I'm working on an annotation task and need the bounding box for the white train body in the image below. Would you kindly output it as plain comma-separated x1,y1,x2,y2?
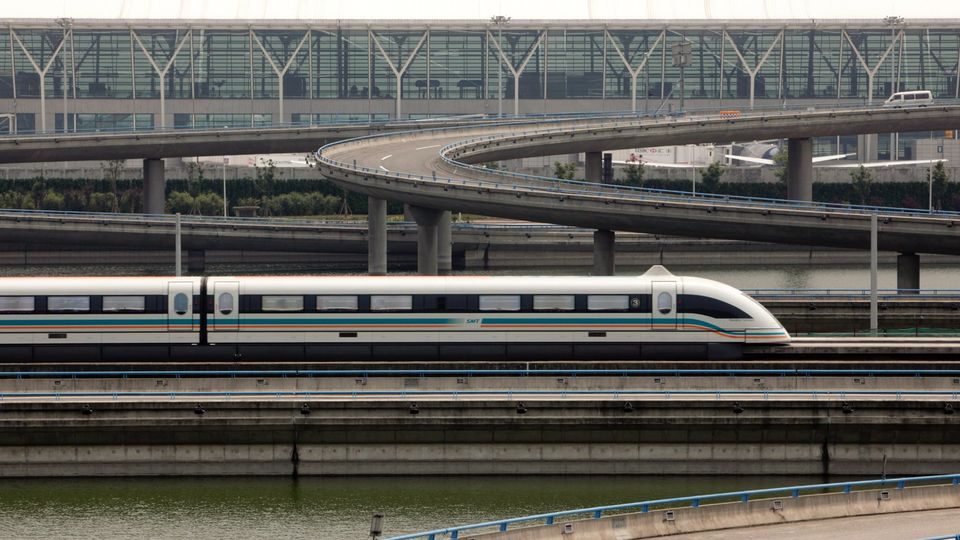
0,267,788,361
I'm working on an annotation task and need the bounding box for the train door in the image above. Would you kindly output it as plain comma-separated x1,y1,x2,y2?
651,281,677,330
167,281,195,331
211,281,240,331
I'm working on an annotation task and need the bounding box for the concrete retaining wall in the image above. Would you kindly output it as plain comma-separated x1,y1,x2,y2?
0,442,956,477
0,400,958,477
473,484,960,540
5,374,960,393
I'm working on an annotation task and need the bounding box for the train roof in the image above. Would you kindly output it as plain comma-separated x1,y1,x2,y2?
0,276,201,295
0,267,750,297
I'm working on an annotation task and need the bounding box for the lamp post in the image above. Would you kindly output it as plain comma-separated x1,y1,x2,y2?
222,156,228,217
883,16,904,160
671,40,692,113
490,15,510,117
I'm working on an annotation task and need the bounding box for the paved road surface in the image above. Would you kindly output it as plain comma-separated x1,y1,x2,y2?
665,508,960,539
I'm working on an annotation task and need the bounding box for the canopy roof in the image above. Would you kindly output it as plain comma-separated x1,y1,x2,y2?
6,0,960,24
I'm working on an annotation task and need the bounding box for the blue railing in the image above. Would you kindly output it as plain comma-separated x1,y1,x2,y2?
315,102,960,220
0,207,577,231
0,107,714,138
385,474,960,540
5,368,960,380
2,389,960,400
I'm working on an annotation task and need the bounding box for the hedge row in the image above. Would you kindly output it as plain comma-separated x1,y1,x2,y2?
0,177,957,214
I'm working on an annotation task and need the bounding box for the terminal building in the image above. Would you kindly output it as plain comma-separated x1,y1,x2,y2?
1,1,959,159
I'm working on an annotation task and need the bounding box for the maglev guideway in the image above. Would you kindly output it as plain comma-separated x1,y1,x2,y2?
315,105,960,277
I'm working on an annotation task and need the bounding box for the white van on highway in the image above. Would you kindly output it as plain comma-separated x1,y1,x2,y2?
882,90,934,108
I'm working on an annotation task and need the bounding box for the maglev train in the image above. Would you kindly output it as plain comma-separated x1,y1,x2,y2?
0,266,789,362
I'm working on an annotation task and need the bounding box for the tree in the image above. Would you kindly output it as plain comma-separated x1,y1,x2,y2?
553,161,576,180
184,160,207,198
699,162,724,193
620,161,645,186
773,149,788,185
931,161,949,210
850,165,874,205
254,158,279,214
100,159,124,212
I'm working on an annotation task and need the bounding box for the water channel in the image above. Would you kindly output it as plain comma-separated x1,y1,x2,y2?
0,475,837,539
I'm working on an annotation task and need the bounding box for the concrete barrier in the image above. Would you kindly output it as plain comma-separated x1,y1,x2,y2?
468,484,960,539
0,399,959,477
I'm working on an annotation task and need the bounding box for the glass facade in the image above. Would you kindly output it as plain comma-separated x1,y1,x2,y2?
0,23,956,131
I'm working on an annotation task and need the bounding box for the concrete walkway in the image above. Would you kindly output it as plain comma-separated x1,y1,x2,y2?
665,508,960,539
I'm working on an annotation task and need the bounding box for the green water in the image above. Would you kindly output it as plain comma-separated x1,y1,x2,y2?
0,475,832,539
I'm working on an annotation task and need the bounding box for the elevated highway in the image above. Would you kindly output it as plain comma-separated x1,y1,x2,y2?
0,116,545,216
316,105,960,283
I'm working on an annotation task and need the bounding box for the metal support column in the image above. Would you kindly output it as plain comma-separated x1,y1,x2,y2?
787,137,813,202
367,197,387,275
897,252,920,293
408,205,442,276
870,214,878,332
438,210,452,275
143,158,166,214
593,230,615,276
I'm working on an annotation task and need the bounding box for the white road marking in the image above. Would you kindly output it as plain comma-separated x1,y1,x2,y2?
415,144,441,150
380,154,393,160
379,165,390,172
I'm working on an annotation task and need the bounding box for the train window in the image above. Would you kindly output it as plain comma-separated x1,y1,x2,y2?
103,296,145,313
371,295,412,311
678,294,750,319
533,295,575,311
48,296,90,312
173,293,189,315
657,292,673,314
218,293,234,315
0,296,34,312
262,295,304,312
317,295,358,311
479,295,521,311
587,295,629,311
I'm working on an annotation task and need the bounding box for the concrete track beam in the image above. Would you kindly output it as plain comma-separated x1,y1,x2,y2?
787,138,813,202
897,252,920,293
593,229,615,276
438,210,452,275
143,158,166,214
408,205,442,276
367,197,387,275
585,151,602,182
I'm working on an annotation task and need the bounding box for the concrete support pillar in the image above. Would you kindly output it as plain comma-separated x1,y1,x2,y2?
367,197,387,276
408,205,441,276
143,158,166,214
438,210,452,275
857,134,879,162
585,151,602,182
593,229,615,276
786,138,813,202
897,252,920,294
187,250,206,274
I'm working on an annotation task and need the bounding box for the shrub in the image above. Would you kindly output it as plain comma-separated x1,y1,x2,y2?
194,192,224,216
166,191,194,214
88,192,117,212
119,189,141,213
40,190,65,211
